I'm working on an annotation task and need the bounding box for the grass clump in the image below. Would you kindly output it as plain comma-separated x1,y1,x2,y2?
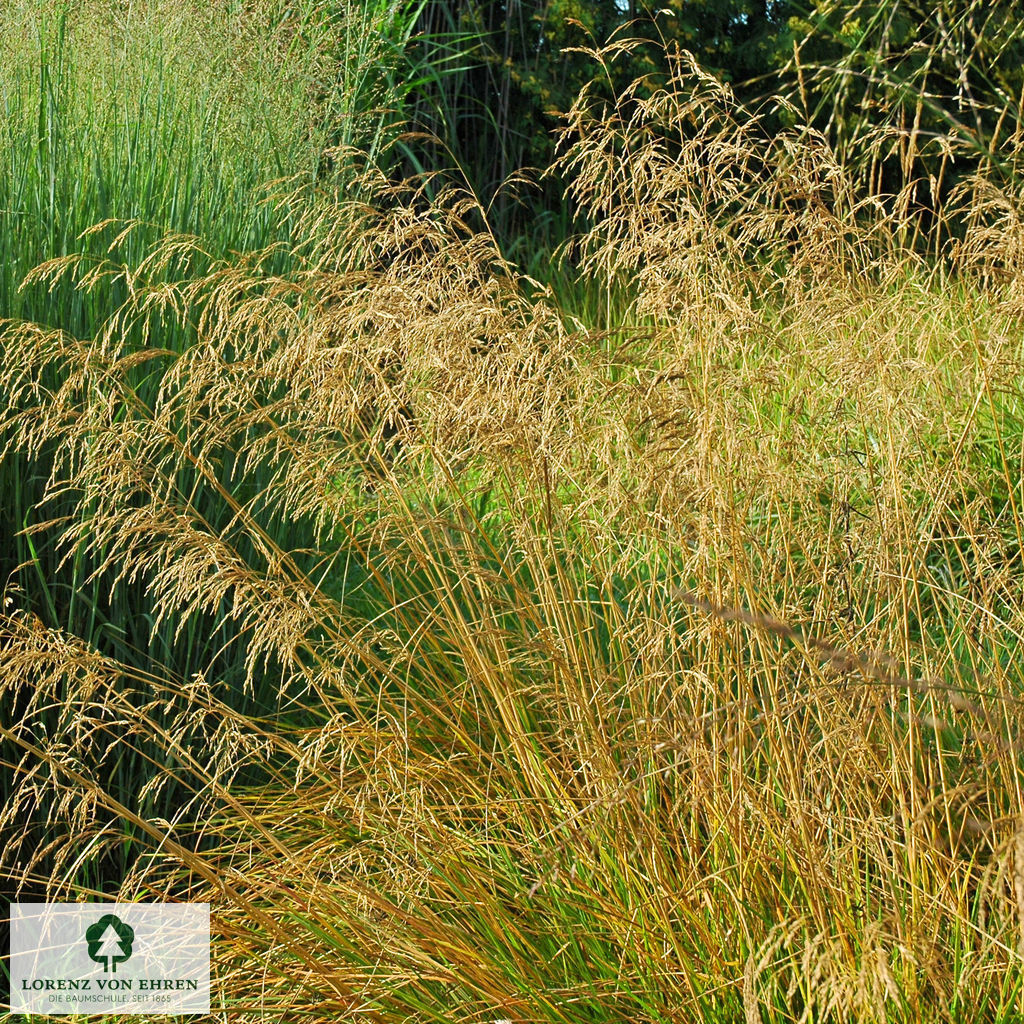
0,0,437,890
4,31,1024,1024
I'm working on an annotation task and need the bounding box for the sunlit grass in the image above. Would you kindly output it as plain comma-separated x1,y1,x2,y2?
4,26,1024,1024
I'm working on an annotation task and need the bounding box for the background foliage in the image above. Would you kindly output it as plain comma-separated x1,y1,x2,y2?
401,0,1024,254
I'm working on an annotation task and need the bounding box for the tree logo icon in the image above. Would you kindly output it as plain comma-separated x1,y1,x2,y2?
85,914,135,973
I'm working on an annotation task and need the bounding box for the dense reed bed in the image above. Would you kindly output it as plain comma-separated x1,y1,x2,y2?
4,11,1024,1024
